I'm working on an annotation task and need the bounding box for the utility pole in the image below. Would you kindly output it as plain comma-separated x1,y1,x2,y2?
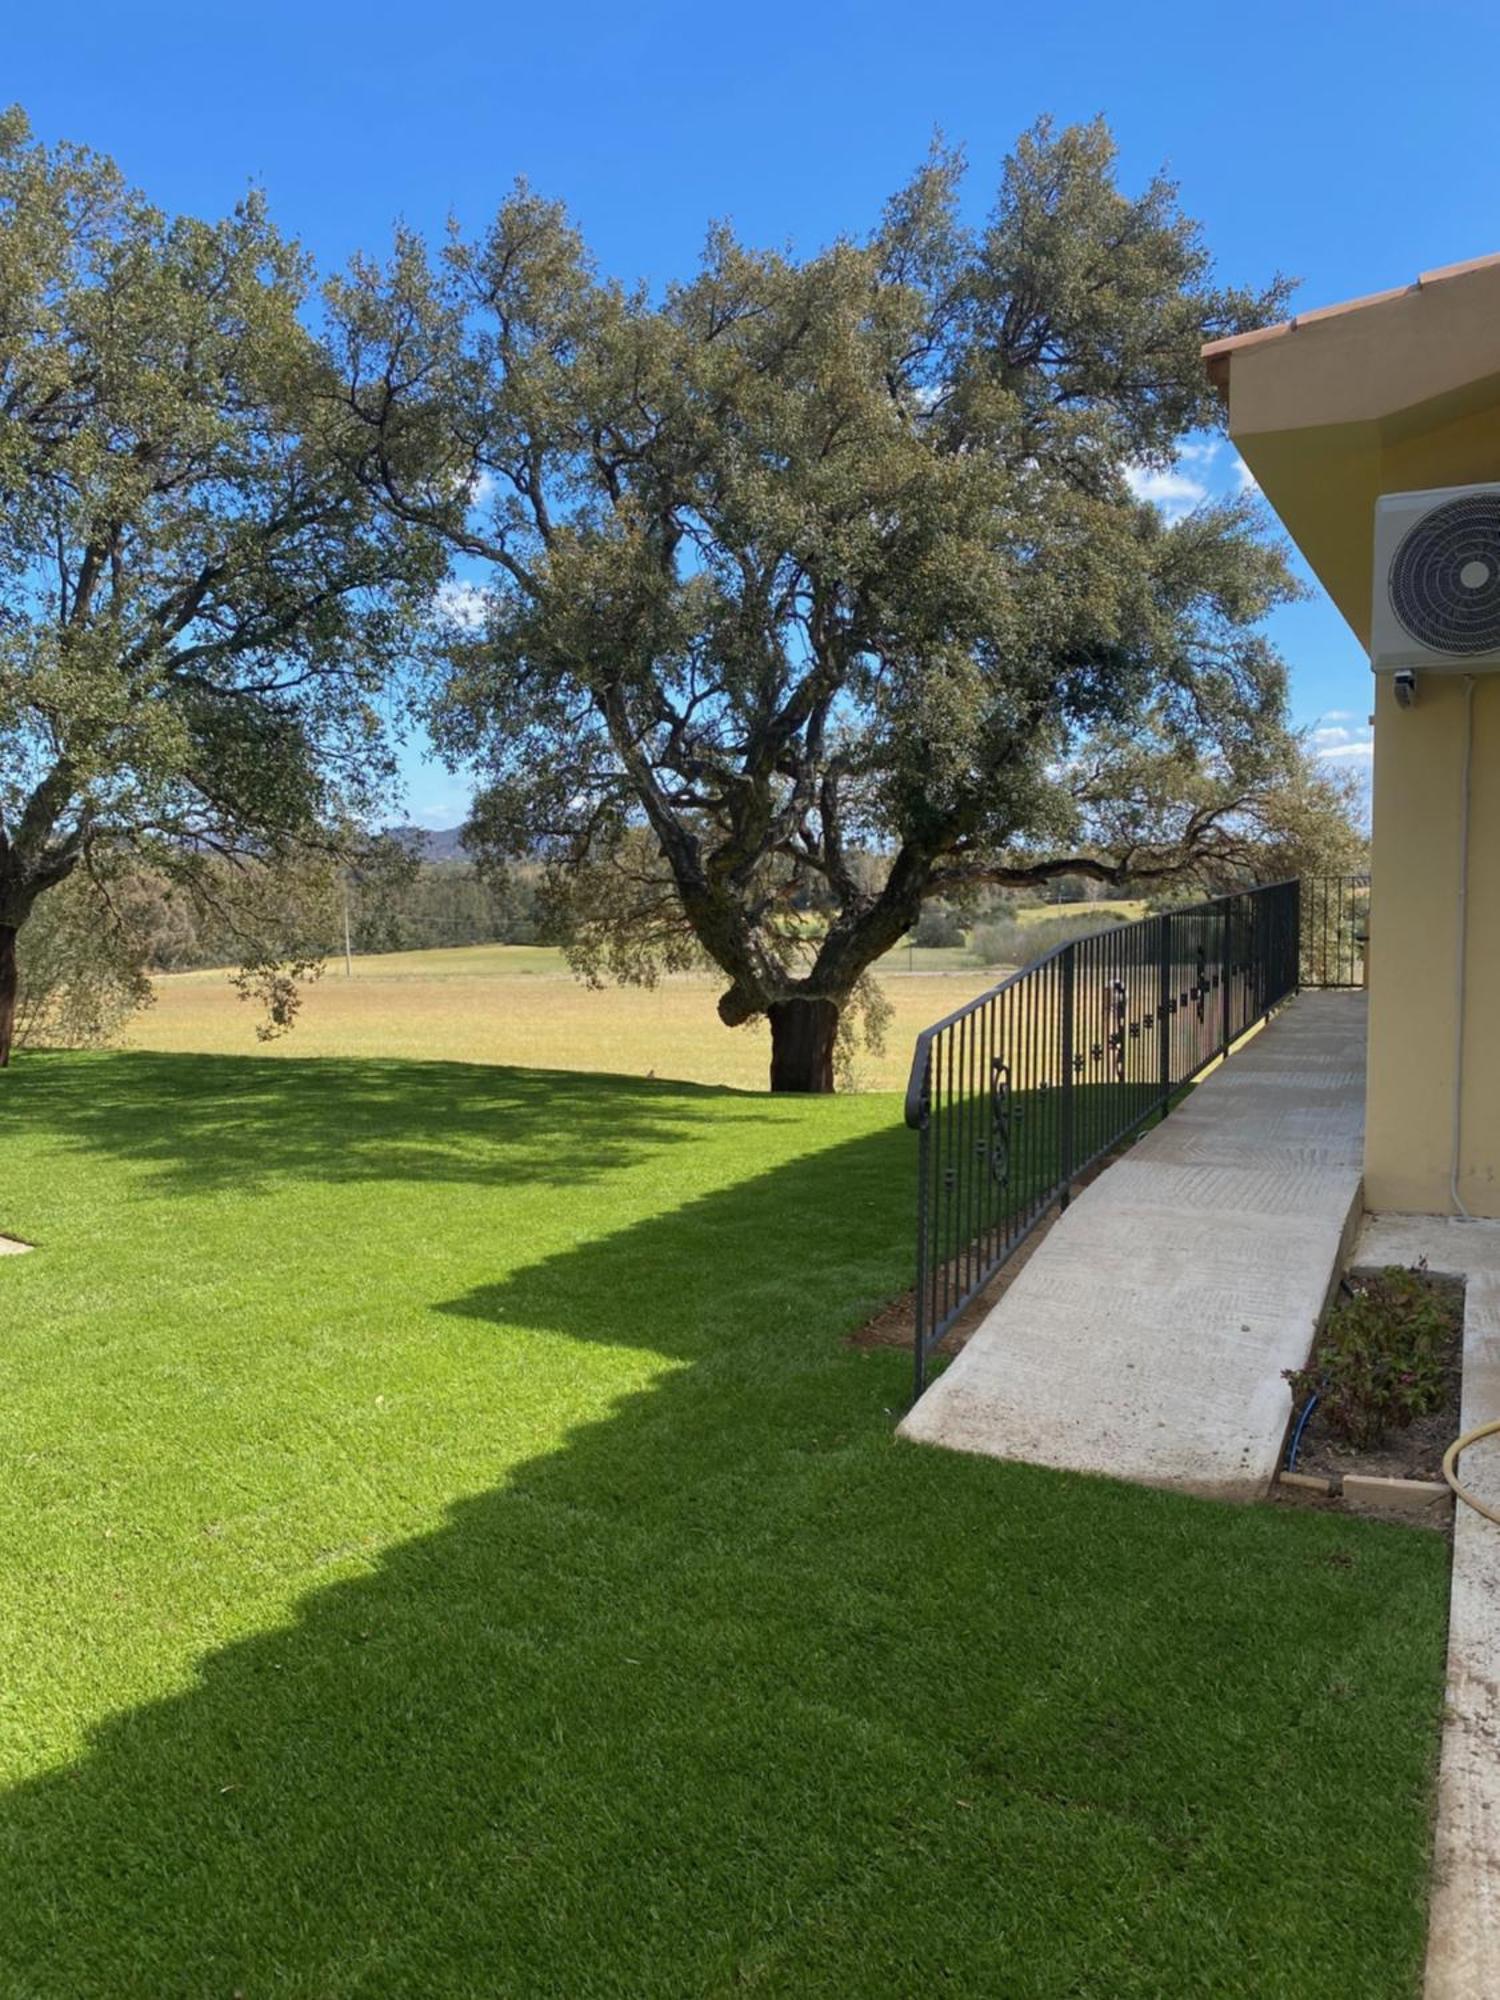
342,876,353,978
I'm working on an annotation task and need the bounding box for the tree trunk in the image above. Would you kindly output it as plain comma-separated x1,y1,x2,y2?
767,997,839,1094
0,924,16,1069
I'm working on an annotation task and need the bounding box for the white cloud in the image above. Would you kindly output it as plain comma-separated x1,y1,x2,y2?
1124,438,1272,518
1123,461,1210,520
1310,714,1374,765
435,579,493,632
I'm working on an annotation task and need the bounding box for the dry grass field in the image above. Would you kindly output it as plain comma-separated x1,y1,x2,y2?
124,944,1003,1091
1013,897,1147,927
121,905,1155,1091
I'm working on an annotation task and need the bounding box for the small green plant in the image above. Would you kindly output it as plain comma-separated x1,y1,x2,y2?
1284,1263,1458,1451
911,901,967,949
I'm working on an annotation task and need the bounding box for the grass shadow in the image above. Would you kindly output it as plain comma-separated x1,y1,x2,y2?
0,1102,1448,1997
4,1047,771,1195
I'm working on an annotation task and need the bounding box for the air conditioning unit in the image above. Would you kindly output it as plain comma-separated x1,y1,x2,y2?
1373,483,1500,671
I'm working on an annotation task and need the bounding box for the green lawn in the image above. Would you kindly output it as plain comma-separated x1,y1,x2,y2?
0,1050,1448,1998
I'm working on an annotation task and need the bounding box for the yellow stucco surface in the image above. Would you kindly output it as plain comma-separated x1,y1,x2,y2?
1207,259,1500,1216
1366,671,1500,1216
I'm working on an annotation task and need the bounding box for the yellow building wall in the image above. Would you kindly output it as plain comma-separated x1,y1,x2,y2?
1217,274,1500,1215
1365,669,1500,1215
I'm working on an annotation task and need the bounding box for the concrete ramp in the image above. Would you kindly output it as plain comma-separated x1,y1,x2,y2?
898,994,1367,1499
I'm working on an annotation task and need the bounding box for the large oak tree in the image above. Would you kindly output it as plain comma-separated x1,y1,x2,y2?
0,110,442,1064
332,120,1323,1091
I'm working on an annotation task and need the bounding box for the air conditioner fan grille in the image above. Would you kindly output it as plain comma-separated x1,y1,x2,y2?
1390,493,1500,655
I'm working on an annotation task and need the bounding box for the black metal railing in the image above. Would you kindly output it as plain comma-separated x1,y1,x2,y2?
1300,874,1370,989
904,880,1301,1396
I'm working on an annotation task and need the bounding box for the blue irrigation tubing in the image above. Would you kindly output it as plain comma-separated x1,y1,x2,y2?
1287,1393,1320,1473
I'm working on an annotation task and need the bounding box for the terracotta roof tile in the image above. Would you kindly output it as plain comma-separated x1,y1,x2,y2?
1202,321,1292,359
1418,251,1500,286
1292,283,1416,328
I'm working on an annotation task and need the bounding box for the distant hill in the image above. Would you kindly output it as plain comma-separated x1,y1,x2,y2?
387,825,469,862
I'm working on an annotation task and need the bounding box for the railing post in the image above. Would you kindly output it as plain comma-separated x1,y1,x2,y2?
1221,897,1233,1055
913,1091,931,1400
1059,944,1076,1209
1157,910,1172,1120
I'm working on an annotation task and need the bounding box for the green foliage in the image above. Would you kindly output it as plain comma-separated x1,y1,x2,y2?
968,910,1121,968
529,826,710,990
111,853,546,970
831,970,893,1090
10,852,347,1048
1284,1265,1460,1451
1065,722,1365,896
12,870,151,1048
327,115,1335,1085
912,900,967,949
0,107,443,1047
1299,876,1371,988
351,858,543,953
1047,876,1092,905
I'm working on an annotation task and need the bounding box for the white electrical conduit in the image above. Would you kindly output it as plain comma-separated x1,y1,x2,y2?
1438,680,1487,1518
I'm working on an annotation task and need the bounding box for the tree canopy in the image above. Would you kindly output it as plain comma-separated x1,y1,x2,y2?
328,117,1338,1090
0,109,443,1062
1,110,1358,1085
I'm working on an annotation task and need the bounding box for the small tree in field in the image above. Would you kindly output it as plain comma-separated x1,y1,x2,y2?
0,110,443,1064
331,119,1319,1092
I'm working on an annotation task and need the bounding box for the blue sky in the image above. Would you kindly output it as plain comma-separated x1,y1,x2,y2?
11,0,1499,824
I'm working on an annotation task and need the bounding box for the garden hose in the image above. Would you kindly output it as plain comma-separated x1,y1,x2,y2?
1441,1420,1500,1527
1285,1393,1319,1473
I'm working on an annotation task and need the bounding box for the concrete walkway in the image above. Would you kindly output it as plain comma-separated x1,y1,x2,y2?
899,992,1367,1499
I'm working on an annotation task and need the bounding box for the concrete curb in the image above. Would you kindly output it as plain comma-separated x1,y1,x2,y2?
1355,1213,1500,2000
